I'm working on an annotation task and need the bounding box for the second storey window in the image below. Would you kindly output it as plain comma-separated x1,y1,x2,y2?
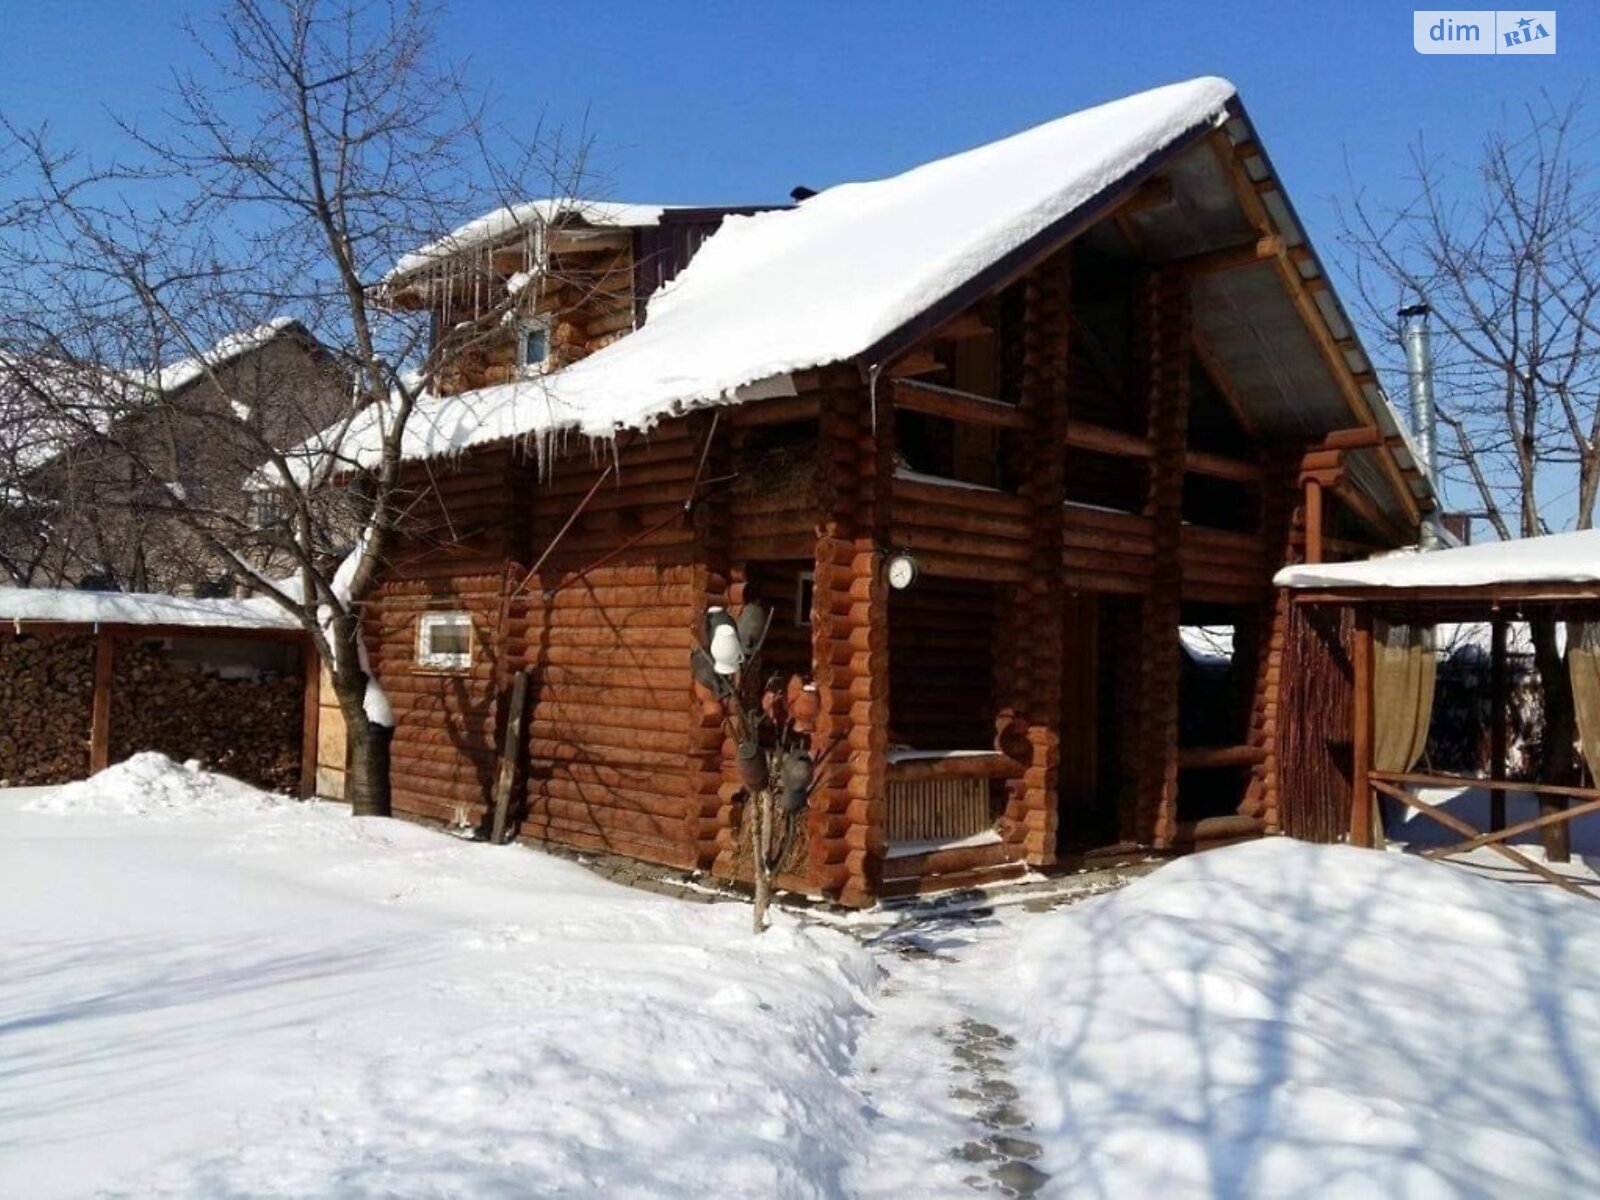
417,611,473,670
518,318,551,370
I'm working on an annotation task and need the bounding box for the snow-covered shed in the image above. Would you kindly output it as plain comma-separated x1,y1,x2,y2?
0,586,317,794
312,76,1436,905
1276,530,1600,882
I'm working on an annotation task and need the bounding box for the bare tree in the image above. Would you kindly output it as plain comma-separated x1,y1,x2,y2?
0,0,589,815
1340,93,1600,822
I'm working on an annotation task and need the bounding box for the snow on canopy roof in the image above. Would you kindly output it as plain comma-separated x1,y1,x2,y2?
388,199,676,281
0,585,299,631
321,76,1236,469
1275,528,1600,591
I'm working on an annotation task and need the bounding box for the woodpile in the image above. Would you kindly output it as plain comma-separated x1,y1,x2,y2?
0,634,95,785
109,638,304,792
1,632,304,791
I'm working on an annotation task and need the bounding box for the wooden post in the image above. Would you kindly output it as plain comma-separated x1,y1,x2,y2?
1351,609,1374,847
299,638,320,799
1012,252,1070,866
490,669,529,845
1490,617,1508,832
89,629,114,774
1134,267,1191,849
1303,477,1324,565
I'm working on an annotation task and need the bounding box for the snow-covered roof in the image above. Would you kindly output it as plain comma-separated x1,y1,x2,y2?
1,322,308,482
388,200,676,280
148,318,303,394
321,77,1236,469
0,586,300,631
1275,528,1600,592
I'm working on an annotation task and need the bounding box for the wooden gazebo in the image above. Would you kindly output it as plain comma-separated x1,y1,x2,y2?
1277,530,1600,897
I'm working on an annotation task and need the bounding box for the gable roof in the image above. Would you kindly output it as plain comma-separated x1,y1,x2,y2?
147,318,308,395
387,200,678,282
321,77,1238,469
307,77,1430,533
2,320,316,483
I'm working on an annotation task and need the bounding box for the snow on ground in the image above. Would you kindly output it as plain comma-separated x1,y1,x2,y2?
24,752,282,819
1004,840,1600,1198
1384,784,1600,889
10,758,1600,1199
0,757,874,1198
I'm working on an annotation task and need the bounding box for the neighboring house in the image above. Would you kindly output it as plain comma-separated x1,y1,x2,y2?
318,77,1435,906
0,321,347,594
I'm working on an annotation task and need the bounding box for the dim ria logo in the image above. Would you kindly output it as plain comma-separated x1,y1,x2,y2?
1414,10,1556,53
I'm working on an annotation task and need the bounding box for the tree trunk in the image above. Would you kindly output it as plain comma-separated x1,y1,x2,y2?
1531,616,1573,862
345,710,394,818
751,790,772,933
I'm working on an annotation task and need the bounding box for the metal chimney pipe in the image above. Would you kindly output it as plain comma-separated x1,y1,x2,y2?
1399,302,1438,546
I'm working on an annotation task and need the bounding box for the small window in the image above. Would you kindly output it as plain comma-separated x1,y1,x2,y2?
517,318,551,370
417,612,474,670
795,572,815,627
251,488,289,528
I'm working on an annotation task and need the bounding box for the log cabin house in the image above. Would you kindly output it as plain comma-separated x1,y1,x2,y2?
321,77,1437,905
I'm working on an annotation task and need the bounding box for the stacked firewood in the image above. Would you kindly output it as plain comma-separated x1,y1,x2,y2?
0,634,96,785
109,640,303,792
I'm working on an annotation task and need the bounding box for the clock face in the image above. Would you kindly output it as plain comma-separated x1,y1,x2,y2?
886,554,918,590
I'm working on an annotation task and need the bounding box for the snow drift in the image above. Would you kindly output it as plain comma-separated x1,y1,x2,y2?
3,769,875,1198
25,752,281,819
1007,839,1600,1198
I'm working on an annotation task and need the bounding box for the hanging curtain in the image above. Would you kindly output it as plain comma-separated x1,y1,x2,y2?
1569,621,1600,782
1373,620,1437,772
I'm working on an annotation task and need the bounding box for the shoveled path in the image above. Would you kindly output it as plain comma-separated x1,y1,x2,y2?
841,876,1139,1198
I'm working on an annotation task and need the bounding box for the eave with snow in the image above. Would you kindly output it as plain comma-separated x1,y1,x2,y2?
305,77,1442,906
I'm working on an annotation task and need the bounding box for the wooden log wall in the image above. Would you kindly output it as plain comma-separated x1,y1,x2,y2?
742,560,814,681
367,572,505,827
1062,505,1155,595
727,415,820,562
513,424,702,868
689,412,733,873
1132,268,1192,849
1006,255,1072,866
888,577,998,749
1242,454,1302,831
433,237,638,396
890,476,1031,582
807,373,890,906
1179,526,1268,605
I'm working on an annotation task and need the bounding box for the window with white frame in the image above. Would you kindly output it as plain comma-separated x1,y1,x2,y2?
416,611,473,670
517,317,552,370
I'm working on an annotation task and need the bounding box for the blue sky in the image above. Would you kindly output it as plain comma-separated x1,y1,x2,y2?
0,1,1591,518
1,2,1584,233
